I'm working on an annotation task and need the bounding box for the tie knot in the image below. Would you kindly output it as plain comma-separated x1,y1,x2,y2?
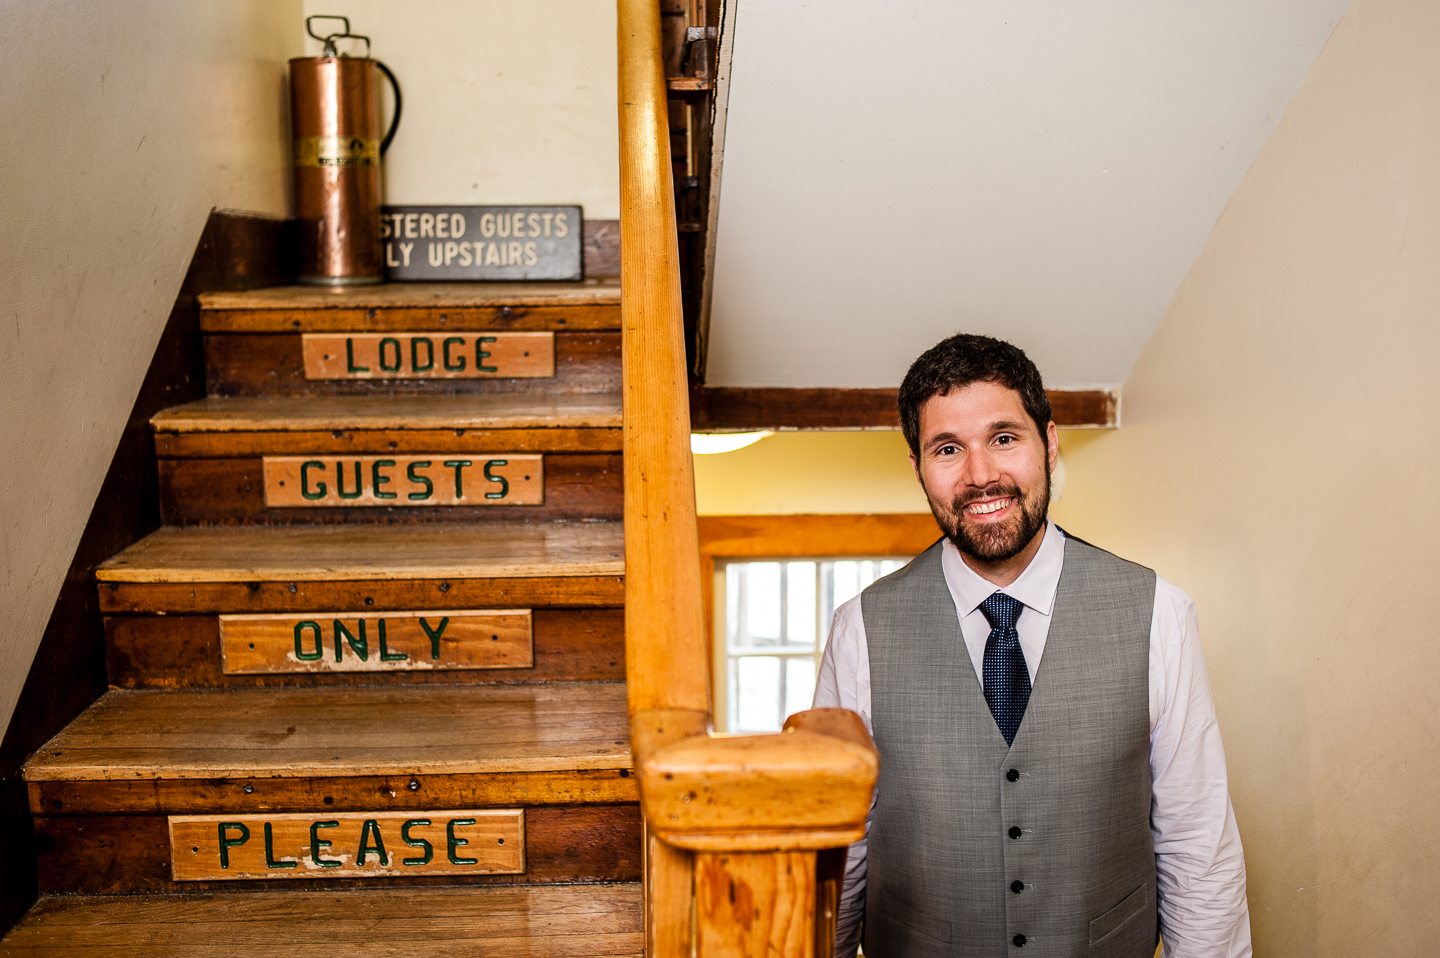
979,592,1023,630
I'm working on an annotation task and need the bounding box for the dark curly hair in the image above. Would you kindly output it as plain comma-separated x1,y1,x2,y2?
899,334,1052,457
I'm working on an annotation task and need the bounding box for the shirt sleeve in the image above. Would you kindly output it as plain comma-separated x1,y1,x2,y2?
814,596,871,958
1150,579,1253,957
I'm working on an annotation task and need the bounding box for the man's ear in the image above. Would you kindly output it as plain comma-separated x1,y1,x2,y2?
1046,421,1059,474
908,449,923,485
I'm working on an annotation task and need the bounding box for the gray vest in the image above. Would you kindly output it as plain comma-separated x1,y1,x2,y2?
861,535,1157,958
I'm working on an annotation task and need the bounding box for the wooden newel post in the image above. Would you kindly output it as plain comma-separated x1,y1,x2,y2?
696,851,819,958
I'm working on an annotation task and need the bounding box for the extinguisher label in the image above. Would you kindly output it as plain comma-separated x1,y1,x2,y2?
295,136,381,168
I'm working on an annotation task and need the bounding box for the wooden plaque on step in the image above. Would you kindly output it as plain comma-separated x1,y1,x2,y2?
218,609,533,674
263,455,543,507
170,809,525,880
302,332,555,379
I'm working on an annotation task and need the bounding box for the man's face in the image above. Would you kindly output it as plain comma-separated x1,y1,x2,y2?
909,381,1058,564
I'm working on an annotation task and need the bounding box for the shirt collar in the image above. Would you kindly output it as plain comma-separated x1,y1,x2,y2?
940,518,1065,618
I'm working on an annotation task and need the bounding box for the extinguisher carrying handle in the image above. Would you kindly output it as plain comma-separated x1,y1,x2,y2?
375,59,403,157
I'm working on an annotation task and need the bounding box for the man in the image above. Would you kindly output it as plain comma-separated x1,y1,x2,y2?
814,334,1250,957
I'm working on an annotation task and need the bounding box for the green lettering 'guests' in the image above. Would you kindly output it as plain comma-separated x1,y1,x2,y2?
357,819,389,866
419,616,450,660
218,822,250,869
411,337,434,372
310,821,341,867
293,621,324,661
447,818,479,865
407,461,434,500
378,619,407,662
483,460,510,499
264,822,297,869
334,619,368,662
476,336,498,372
444,460,472,498
335,461,364,500
300,461,327,500
372,459,397,499
379,337,402,372
345,338,369,373
443,336,466,371
402,819,434,866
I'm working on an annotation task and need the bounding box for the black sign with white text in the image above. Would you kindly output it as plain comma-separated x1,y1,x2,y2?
382,205,582,281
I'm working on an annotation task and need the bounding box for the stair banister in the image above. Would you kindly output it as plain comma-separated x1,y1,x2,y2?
617,2,879,955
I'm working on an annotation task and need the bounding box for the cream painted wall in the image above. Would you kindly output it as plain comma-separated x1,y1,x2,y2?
0,1,301,733
1048,0,1440,952
301,1,620,219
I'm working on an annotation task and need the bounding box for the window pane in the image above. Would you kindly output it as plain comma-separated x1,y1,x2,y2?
786,561,817,647
735,656,782,732
785,657,817,720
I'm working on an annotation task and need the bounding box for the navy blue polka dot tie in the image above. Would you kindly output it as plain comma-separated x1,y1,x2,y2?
980,592,1030,746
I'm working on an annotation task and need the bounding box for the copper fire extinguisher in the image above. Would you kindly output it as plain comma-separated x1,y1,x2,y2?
290,16,402,285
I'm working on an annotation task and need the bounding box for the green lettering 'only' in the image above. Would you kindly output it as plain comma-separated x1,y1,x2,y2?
378,619,406,662
334,619,368,662
264,822,297,869
335,461,364,500
483,460,510,499
402,819,434,865
345,338,370,373
444,459,472,498
447,818,479,865
372,459,397,499
442,336,466,371
419,616,450,660
310,820,341,868
476,336,498,373
407,461,434,500
218,822,250,869
379,337,402,372
411,336,434,372
300,461,328,499
293,620,324,661
357,819,389,866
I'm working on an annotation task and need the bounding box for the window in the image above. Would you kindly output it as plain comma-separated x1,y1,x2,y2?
717,557,910,733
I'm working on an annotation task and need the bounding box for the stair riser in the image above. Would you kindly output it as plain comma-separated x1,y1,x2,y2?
206,332,620,397
106,609,624,688
35,803,641,894
156,454,621,525
99,576,625,615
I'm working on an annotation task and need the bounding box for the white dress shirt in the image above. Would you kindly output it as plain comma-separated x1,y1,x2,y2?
813,520,1252,958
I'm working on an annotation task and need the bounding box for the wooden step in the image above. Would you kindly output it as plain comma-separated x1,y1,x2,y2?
0,884,642,957
97,523,622,610
24,685,640,893
199,282,620,333
150,396,622,525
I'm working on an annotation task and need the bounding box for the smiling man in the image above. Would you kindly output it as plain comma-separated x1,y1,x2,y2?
814,334,1251,958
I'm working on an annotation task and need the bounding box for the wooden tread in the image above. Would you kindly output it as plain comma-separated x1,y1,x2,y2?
23,683,630,782
200,282,620,333
97,523,624,584
152,394,622,433
0,884,642,956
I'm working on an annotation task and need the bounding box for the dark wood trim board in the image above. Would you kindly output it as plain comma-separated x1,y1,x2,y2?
689,387,1118,431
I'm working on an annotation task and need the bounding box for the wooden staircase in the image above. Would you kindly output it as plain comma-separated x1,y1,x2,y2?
2,281,645,954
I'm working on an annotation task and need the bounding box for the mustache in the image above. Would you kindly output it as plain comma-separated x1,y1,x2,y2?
952,483,1025,513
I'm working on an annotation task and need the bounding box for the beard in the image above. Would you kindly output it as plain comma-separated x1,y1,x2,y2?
930,472,1051,564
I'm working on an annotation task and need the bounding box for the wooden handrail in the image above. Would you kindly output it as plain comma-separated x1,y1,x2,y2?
618,2,878,954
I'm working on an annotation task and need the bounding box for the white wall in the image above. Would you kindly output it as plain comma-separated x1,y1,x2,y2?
302,0,620,219
1050,0,1440,951
0,0,302,733
706,0,1350,390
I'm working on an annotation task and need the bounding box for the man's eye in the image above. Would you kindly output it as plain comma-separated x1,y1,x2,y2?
938,444,958,455
994,435,1015,446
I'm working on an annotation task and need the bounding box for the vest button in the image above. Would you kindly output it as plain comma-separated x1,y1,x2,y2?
1010,880,1024,894
1006,768,1020,782
1008,826,1022,839
1013,933,1027,947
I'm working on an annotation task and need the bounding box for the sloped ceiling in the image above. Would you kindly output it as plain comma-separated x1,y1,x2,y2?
705,0,1351,389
